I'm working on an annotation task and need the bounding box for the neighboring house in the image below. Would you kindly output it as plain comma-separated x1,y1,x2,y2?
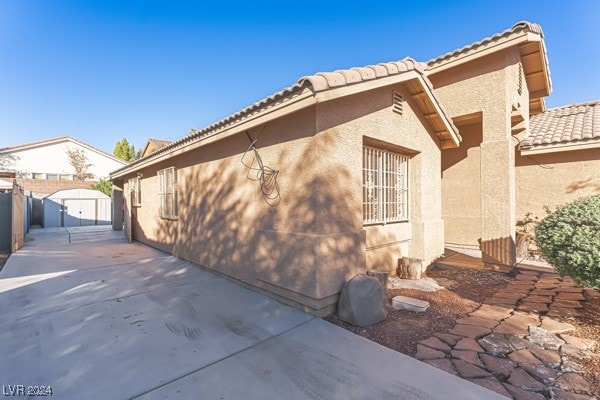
0,136,128,196
109,21,595,316
141,139,173,158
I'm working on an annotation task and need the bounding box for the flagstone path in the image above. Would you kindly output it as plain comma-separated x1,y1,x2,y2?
416,269,599,400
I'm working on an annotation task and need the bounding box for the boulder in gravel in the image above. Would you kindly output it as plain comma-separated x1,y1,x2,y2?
337,274,387,327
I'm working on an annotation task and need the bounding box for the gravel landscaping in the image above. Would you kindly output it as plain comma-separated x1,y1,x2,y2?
326,266,600,399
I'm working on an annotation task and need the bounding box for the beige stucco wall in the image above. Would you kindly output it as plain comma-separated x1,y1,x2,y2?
516,148,600,220
430,49,529,265
441,122,482,248
314,84,446,274
119,82,448,315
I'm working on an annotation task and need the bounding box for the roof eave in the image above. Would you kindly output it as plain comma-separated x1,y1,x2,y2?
427,31,532,74
110,88,316,179
415,75,461,148
427,29,552,105
520,139,600,155
309,71,460,148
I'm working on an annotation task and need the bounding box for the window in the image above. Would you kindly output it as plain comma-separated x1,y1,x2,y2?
60,174,73,181
46,173,59,180
32,173,44,180
363,146,408,224
158,167,178,219
129,176,142,207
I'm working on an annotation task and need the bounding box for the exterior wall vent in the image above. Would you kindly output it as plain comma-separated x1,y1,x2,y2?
393,91,403,115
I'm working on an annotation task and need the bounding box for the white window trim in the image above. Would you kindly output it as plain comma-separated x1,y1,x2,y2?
158,167,178,220
363,145,409,225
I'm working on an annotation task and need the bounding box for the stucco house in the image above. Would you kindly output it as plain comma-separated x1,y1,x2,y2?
110,21,596,315
0,136,128,196
111,58,460,315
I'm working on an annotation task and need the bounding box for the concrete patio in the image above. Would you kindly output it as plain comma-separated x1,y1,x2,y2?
0,226,505,399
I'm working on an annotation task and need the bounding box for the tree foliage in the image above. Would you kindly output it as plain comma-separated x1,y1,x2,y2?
114,138,136,162
67,148,95,181
535,195,600,288
90,179,112,197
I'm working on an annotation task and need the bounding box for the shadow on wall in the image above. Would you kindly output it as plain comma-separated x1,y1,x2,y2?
566,178,600,194
140,128,368,306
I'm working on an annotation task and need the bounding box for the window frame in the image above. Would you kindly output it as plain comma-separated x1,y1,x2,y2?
363,145,409,225
158,167,178,220
129,176,142,207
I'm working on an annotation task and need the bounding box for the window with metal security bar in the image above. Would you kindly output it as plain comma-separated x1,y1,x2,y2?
363,146,408,224
129,176,141,207
158,167,178,219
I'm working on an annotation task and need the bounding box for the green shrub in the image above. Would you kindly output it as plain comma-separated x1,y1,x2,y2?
535,195,600,288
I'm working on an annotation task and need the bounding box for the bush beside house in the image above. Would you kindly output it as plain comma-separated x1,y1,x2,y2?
535,195,600,288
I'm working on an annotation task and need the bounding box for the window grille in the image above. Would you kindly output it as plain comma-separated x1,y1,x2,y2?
158,167,178,219
363,146,408,224
129,176,141,207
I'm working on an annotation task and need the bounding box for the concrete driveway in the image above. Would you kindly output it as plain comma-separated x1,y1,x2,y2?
0,226,504,399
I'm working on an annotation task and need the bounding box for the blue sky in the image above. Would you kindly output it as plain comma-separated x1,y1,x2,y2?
1,1,599,154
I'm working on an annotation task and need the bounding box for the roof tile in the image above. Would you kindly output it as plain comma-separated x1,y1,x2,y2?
428,21,543,67
521,101,600,149
113,57,447,174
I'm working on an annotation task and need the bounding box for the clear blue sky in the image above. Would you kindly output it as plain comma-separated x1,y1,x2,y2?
1,0,599,154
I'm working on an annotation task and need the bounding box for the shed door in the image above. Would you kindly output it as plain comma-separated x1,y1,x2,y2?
63,199,96,227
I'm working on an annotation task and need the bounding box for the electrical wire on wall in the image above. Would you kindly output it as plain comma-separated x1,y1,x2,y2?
240,127,281,206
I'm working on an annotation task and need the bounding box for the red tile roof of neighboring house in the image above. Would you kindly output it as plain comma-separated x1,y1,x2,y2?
521,101,600,151
147,139,173,148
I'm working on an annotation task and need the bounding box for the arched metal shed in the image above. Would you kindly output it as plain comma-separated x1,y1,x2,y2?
44,188,111,228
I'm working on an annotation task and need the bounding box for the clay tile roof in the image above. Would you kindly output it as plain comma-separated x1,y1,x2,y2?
521,101,600,149
114,58,434,174
301,58,427,92
427,21,544,67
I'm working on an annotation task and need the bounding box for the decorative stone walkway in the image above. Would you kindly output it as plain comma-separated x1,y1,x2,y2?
416,269,599,400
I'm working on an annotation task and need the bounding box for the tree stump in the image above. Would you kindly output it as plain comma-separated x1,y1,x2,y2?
367,269,389,288
398,257,422,280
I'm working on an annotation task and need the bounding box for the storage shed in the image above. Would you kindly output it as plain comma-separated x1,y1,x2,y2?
44,188,111,228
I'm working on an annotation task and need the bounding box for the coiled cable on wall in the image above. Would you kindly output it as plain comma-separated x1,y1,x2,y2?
241,131,281,206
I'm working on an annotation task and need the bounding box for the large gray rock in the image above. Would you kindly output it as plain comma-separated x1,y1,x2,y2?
337,274,387,327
